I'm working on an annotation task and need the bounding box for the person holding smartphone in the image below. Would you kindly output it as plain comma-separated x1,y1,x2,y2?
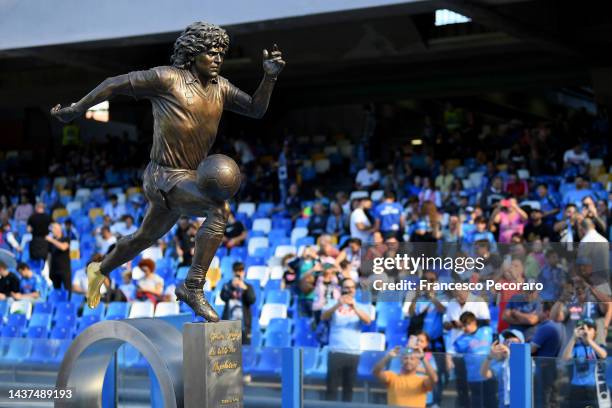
373,345,437,408
561,319,608,407
321,278,372,402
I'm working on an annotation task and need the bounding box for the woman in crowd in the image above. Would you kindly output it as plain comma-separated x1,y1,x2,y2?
491,198,528,244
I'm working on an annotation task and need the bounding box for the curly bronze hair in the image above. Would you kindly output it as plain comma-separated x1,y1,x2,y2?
171,22,230,69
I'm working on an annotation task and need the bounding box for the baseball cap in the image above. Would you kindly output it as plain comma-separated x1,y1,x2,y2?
577,318,596,329
501,329,525,343
575,257,592,266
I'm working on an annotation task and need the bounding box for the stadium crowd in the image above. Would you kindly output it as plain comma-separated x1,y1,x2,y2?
0,102,610,407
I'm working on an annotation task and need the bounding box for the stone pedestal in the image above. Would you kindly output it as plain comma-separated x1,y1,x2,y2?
183,320,243,408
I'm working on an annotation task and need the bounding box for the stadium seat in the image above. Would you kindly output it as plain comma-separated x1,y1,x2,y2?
48,289,69,303
375,303,403,331
295,236,315,248
154,302,179,317
176,266,189,280
370,189,384,202
265,290,291,308
360,332,386,351
295,218,309,228
83,303,105,319
106,302,130,319
264,279,282,292
26,326,48,339
251,347,283,377
357,350,385,381
237,202,256,217
255,202,275,217
350,191,369,200
53,302,77,320
269,266,284,281
294,331,319,348
129,302,154,318
248,237,269,257
1,325,20,338
33,302,53,315
274,245,297,258
266,317,292,334
50,326,73,340
258,304,287,328
290,228,308,245
252,218,272,234
9,300,32,319
272,217,293,232
3,338,32,363
264,331,291,348
242,345,257,374
307,346,329,379
246,266,269,286
229,247,247,260
28,312,52,330
0,300,8,318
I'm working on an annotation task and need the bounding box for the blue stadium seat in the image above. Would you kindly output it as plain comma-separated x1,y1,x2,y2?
294,317,313,335
294,331,318,348
357,351,386,381
176,266,189,280
268,228,288,241
302,347,319,378
28,313,52,330
375,303,403,331
271,217,292,233
54,302,77,320
70,293,85,305
385,318,410,338
255,202,275,218
0,301,9,318
48,289,69,303
245,256,265,269
295,236,315,248
295,218,309,228
387,332,407,348
229,247,247,260
118,344,142,368
251,347,282,377
50,326,73,340
79,314,101,328
266,318,292,334
26,326,48,339
33,302,53,315
215,246,227,258
52,340,72,364
308,346,329,379
1,325,19,338
242,345,257,374
265,290,290,307
6,313,27,330
105,302,129,319
3,338,32,363
83,303,105,319
263,331,291,348
264,279,282,292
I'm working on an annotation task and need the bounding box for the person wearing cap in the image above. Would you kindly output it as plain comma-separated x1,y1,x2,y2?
449,311,496,408
373,345,437,408
135,258,163,304
480,329,525,408
561,318,608,407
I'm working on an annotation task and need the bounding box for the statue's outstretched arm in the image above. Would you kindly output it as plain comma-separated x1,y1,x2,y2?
50,74,131,123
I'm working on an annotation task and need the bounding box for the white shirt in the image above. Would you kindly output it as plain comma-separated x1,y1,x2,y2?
580,228,608,243
137,273,164,293
350,208,372,243
355,168,380,188
111,222,138,237
97,235,117,255
103,202,126,221
443,295,491,344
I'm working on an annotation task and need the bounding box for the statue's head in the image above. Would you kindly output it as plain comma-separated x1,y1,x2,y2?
171,22,230,81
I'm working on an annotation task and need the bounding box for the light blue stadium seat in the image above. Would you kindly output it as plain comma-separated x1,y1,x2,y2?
375,303,403,331
6,313,27,331
4,338,32,363
308,346,328,379
52,340,72,364
242,345,257,374
33,302,53,315
294,331,318,348
251,347,282,377
295,236,315,247
229,247,247,260
295,218,309,228
54,302,77,321
176,266,189,280
302,347,319,378
26,326,48,339
50,325,73,340
70,293,85,305
83,302,105,318
48,289,69,303
264,331,291,348
264,279,282,292
1,325,19,338
28,313,52,330
266,318,292,334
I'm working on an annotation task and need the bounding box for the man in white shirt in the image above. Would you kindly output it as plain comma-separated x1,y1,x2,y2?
96,226,117,255
443,290,491,345
103,194,127,222
355,161,381,191
350,198,374,243
111,215,138,237
563,144,590,168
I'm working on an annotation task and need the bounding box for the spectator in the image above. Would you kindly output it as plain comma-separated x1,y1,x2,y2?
355,161,380,191
442,214,463,256
410,201,442,243
504,172,528,198
491,198,528,244
312,263,340,322
14,194,34,223
322,278,372,402
561,318,608,408
537,249,565,301
283,182,302,220
335,238,362,277
450,311,496,408
118,270,137,301
480,176,505,211
533,183,560,219
326,201,348,238
573,255,611,344
63,218,79,241
350,198,374,243
553,203,580,243
297,246,321,318
418,177,442,208
220,262,256,345
96,226,117,255
502,285,540,340
0,222,21,254
46,222,71,292
277,142,298,204
135,258,163,304
435,165,454,197
580,195,607,237
14,262,42,300
223,212,247,249
373,190,405,240
111,214,137,237
406,271,446,351
563,144,589,175
307,203,328,240
103,194,126,221
563,176,594,207
373,346,437,408
467,217,497,253
27,202,52,262
443,290,491,346
479,329,525,408
523,209,555,242
0,260,20,300
530,302,563,408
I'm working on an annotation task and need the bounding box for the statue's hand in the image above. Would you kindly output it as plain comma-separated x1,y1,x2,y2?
50,103,80,123
262,44,285,77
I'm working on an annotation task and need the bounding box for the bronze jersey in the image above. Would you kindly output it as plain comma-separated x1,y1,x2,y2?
127,66,250,170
